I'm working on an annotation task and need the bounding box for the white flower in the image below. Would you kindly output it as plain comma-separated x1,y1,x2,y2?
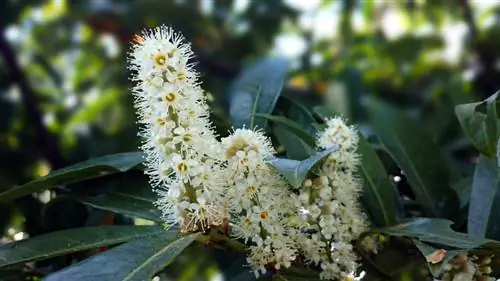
288,116,368,280
222,128,297,271
129,25,227,232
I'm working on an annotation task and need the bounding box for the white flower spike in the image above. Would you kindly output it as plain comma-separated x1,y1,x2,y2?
129,26,227,232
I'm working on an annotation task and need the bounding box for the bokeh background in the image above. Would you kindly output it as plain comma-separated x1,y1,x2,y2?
2,0,500,280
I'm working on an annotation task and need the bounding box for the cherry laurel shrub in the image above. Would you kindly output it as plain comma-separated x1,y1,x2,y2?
129,25,369,280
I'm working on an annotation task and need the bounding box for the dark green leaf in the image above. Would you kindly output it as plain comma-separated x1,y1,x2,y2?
367,97,458,218
498,137,500,167
43,232,199,281
273,125,315,160
455,92,500,157
451,176,472,209
0,225,164,268
412,239,461,277
77,192,160,222
0,152,144,202
312,105,337,121
282,95,316,132
255,114,315,146
468,155,500,239
358,135,399,226
229,58,288,129
268,148,335,188
72,175,161,222
374,218,490,249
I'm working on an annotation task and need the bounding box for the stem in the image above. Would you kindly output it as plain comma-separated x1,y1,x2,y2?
209,229,248,253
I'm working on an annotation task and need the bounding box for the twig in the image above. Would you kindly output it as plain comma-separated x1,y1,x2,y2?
0,28,64,169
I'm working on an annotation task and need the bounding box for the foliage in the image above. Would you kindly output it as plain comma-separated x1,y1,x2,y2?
2,0,500,280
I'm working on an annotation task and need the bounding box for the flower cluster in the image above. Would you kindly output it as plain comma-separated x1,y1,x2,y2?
129,26,368,280
129,26,227,232
291,117,368,280
221,129,297,275
442,253,496,281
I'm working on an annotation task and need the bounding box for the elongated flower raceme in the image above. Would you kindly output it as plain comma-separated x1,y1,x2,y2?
129,26,227,232
221,129,297,276
292,117,369,280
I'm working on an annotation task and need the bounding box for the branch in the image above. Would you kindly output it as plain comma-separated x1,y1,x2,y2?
0,29,64,169
461,0,497,98
461,0,478,38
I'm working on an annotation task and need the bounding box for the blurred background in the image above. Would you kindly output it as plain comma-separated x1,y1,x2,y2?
2,0,500,280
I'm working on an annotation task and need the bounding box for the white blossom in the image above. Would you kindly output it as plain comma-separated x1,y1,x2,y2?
129,26,227,232
222,128,297,273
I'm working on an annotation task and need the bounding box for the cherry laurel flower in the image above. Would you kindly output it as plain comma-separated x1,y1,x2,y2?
129,25,369,280
129,26,227,232
221,129,297,277
292,116,369,280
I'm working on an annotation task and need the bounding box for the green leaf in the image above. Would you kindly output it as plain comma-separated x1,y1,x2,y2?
273,125,315,160
367,97,458,218
44,232,199,281
0,152,143,202
255,114,315,146
71,175,161,222
312,105,337,121
282,95,316,132
229,58,288,129
0,225,165,268
268,148,335,188
497,137,500,167
451,176,472,209
468,155,500,239
357,135,399,226
373,218,491,249
412,239,461,277
455,92,500,157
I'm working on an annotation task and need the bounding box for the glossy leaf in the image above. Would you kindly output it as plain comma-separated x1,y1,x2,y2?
468,155,500,239
373,218,491,249
412,239,461,277
312,105,337,121
73,175,161,222
357,135,399,226
44,232,199,281
282,95,316,132
0,225,165,268
0,152,143,202
455,92,499,157
229,57,288,129
273,125,315,160
497,137,500,167
268,148,336,188
255,114,315,146
367,97,458,218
